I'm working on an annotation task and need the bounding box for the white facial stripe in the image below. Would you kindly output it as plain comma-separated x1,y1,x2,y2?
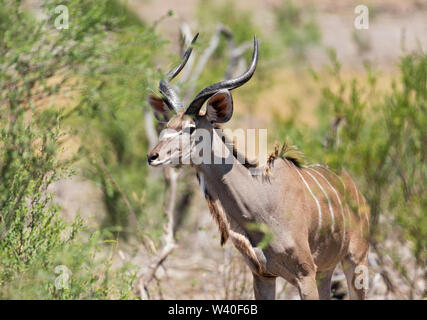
293,164,322,236
150,158,171,166
308,167,346,253
305,169,335,234
161,131,180,140
160,122,195,141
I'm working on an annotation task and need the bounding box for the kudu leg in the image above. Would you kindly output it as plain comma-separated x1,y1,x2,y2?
296,273,319,300
252,274,276,300
342,256,369,300
316,270,334,300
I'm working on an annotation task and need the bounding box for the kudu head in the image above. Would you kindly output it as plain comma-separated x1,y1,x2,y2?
147,33,258,167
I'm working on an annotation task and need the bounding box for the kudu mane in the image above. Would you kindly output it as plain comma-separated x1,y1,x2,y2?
216,124,303,171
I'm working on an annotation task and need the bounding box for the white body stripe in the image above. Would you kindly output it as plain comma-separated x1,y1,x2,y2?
308,167,346,253
305,169,335,233
310,164,346,191
293,165,322,235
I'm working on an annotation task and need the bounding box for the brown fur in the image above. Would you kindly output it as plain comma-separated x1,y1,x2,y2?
204,185,263,275
167,110,190,130
229,229,263,275
213,124,259,168
148,100,369,300
265,141,303,175
204,191,230,246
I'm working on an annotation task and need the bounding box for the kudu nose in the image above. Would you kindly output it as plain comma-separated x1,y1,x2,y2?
147,153,159,164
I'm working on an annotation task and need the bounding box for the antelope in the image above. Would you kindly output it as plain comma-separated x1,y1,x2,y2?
147,34,370,300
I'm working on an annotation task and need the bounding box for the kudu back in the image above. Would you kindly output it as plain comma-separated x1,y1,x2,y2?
146,34,370,300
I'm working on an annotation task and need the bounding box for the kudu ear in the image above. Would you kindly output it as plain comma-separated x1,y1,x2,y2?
147,94,171,122
205,89,233,123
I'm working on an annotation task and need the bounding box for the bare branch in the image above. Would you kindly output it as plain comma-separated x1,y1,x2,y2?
190,25,225,83
183,25,228,102
137,167,179,299
322,115,345,148
178,23,197,85
98,158,139,227
225,41,252,80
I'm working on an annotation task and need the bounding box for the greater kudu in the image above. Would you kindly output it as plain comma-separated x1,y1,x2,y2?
146,34,370,300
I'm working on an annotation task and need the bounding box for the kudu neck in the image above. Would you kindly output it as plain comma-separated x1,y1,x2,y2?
195,127,253,182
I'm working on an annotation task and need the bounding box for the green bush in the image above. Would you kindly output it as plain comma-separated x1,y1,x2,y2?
73,24,165,237
50,0,167,239
0,0,150,299
195,0,275,102
274,51,427,269
273,0,321,60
